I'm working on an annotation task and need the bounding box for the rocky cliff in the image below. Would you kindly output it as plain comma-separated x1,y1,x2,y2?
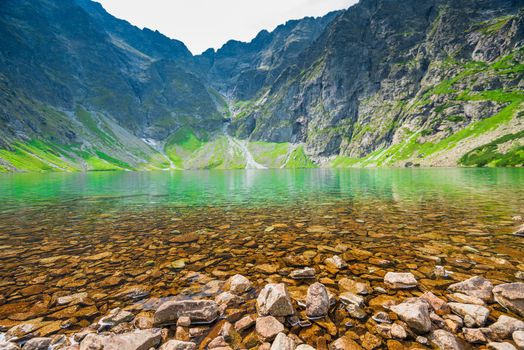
0,0,522,171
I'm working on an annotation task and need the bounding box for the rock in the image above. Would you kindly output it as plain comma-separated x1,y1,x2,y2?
420,292,450,314
449,293,485,305
329,336,363,350
0,342,20,350
431,330,465,350
235,315,255,332
177,316,191,327
514,224,524,237
256,264,279,274
448,303,489,327
208,336,228,348
99,308,134,329
448,276,494,303
256,316,284,342
493,283,524,317
390,324,407,339
416,336,429,346
290,268,316,279
225,274,252,295
257,284,294,317
154,300,219,325
159,340,197,350
338,278,372,295
513,331,524,349
340,292,364,308
215,292,243,307
463,328,487,344
486,315,524,341
487,342,517,350
434,266,451,279
80,329,161,350
325,256,347,269
270,333,295,350
22,338,51,350
55,292,90,306
346,304,367,320
306,283,329,319
390,298,431,334
371,311,391,324
296,345,315,350
384,272,417,289
360,332,381,349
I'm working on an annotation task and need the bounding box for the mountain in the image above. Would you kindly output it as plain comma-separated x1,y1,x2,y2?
0,0,522,172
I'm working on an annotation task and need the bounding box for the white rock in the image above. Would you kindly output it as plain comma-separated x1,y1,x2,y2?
325,256,347,269
257,284,295,317
486,315,524,341
384,272,418,289
448,276,493,303
390,298,431,334
487,342,517,350
159,340,197,350
493,283,524,317
431,330,465,350
448,303,490,327
80,329,161,350
226,274,252,294
256,316,284,342
512,330,524,349
270,333,295,350
306,283,329,319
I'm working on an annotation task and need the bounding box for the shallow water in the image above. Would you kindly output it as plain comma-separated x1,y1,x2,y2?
0,168,523,338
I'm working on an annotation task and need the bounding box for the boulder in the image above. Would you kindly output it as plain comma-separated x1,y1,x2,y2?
493,283,524,317
384,272,417,289
154,300,219,325
448,303,489,327
329,336,363,350
290,268,315,279
159,340,197,350
225,275,252,295
431,330,465,350
306,283,329,319
486,315,524,341
22,338,51,350
80,329,161,350
512,330,524,349
256,316,284,342
420,292,450,314
390,298,431,334
257,284,294,317
448,276,493,303
215,292,243,307
270,333,295,350
487,342,517,350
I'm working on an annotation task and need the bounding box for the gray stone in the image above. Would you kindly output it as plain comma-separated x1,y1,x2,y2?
486,315,524,341
295,345,315,350
22,338,51,350
226,274,252,295
493,283,524,317
463,328,487,344
448,276,494,303
159,340,197,350
80,329,161,350
215,292,243,307
99,308,134,329
289,268,315,279
154,300,219,325
384,272,417,289
270,333,295,350
339,292,364,308
448,303,490,327
257,284,294,317
0,342,20,350
431,330,465,350
234,315,255,332
390,298,431,334
512,330,524,349
487,342,517,350
256,316,284,342
306,283,329,318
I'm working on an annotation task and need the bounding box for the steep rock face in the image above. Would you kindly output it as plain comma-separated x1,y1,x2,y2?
230,0,524,166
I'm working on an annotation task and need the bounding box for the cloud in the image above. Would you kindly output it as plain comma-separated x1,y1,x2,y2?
95,0,358,54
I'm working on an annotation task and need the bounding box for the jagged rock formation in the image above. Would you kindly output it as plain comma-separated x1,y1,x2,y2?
0,0,522,171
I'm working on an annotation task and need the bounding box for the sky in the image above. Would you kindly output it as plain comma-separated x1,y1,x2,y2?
95,0,358,54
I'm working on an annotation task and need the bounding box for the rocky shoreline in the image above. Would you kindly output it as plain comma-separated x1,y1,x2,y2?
1,267,523,350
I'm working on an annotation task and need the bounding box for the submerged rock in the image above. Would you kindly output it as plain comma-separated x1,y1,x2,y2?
493,283,524,317
257,284,294,317
225,274,252,295
154,300,219,325
306,282,329,319
384,272,418,289
290,268,315,280
448,276,494,303
338,278,372,295
390,298,431,334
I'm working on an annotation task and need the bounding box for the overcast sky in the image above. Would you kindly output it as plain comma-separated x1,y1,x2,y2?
95,0,358,54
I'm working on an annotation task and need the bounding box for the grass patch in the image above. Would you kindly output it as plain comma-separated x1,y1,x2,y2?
285,146,317,168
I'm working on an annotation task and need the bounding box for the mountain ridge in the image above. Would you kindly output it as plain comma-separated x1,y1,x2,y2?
0,0,522,172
